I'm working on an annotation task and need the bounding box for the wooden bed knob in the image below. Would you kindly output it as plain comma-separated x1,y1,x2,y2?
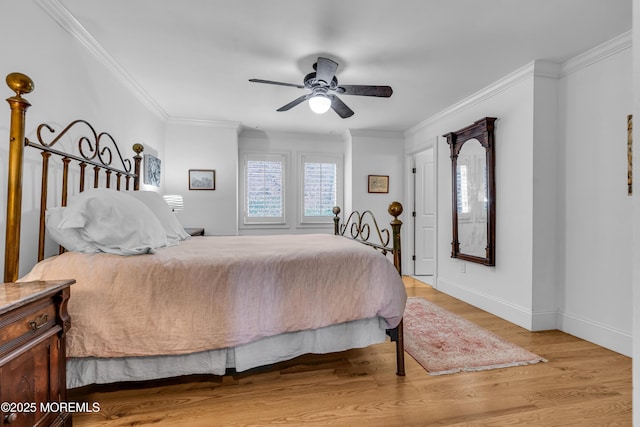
6,72,34,97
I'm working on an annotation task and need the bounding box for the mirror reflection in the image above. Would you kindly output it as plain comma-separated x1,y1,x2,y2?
456,138,487,258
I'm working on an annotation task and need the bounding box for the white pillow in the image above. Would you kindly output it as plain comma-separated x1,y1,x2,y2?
58,188,168,255
46,207,100,253
127,191,190,245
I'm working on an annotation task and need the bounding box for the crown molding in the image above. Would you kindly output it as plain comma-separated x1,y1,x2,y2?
405,61,540,138
533,60,562,79
35,0,168,120
168,117,242,132
560,30,632,77
405,30,630,139
348,128,405,139
239,127,345,141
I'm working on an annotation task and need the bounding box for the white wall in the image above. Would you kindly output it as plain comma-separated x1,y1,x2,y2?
0,1,166,277
532,64,562,329
557,35,633,355
348,129,405,225
164,119,240,235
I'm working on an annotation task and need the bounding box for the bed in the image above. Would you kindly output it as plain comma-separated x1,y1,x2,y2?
3,72,407,390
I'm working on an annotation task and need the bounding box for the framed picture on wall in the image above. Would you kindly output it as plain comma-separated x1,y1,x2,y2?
368,175,389,193
189,169,216,190
143,154,161,187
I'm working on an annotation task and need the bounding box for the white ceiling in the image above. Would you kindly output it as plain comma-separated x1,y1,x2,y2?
58,0,631,135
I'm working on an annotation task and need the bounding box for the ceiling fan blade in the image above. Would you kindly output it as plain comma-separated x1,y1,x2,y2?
315,57,338,85
338,85,393,97
330,95,354,118
276,93,312,111
249,79,305,89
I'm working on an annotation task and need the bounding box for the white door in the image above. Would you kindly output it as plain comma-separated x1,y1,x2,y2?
414,148,436,275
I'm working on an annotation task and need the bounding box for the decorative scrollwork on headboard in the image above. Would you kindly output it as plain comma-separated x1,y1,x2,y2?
332,202,404,259
333,207,391,253
31,119,134,174
21,119,144,266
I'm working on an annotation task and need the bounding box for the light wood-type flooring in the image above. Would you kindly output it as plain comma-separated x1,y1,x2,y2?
69,277,632,426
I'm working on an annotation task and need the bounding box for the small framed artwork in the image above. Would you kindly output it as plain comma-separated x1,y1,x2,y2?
189,169,216,190
368,175,389,193
144,154,161,187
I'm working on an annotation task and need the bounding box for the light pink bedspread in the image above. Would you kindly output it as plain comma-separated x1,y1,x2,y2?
20,234,407,358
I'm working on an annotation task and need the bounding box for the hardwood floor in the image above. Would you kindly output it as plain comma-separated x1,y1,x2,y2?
69,277,632,426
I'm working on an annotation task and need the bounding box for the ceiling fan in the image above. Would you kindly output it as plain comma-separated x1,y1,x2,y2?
249,57,392,118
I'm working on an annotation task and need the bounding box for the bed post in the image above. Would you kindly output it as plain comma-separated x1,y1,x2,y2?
387,201,405,376
132,143,144,190
388,202,403,276
332,206,341,235
4,73,34,282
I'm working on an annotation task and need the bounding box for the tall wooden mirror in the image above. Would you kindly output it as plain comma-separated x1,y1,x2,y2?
443,117,496,266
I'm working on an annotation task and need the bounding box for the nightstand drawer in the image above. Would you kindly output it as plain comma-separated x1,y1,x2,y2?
0,331,61,427
0,298,56,356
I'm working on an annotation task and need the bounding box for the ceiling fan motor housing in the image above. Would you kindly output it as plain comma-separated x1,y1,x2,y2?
304,72,339,90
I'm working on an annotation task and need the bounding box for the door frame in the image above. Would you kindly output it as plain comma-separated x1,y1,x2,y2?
405,137,439,283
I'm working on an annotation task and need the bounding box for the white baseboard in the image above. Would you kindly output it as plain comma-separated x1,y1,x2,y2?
557,312,632,357
436,277,537,330
435,277,631,356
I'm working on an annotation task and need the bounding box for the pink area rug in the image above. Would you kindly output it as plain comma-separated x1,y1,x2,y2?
404,297,546,375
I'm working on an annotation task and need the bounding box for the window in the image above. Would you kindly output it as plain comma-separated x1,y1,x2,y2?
456,164,469,214
300,154,342,224
304,162,336,216
242,153,286,224
240,151,342,228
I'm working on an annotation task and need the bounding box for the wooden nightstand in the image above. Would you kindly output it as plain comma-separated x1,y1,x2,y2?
184,228,205,236
0,279,74,427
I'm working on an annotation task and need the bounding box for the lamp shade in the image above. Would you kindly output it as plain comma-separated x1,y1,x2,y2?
163,194,184,212
308,95,331,114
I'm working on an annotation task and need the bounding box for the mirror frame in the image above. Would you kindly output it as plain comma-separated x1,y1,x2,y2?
443,117,496,266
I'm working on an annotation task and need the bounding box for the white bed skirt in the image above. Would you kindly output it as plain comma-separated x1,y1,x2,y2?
67,317,387,388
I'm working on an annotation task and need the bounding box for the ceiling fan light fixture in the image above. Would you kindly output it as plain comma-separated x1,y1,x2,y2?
308,94,331,114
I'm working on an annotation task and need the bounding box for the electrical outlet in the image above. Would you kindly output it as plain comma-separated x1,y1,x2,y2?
460,262,466,273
